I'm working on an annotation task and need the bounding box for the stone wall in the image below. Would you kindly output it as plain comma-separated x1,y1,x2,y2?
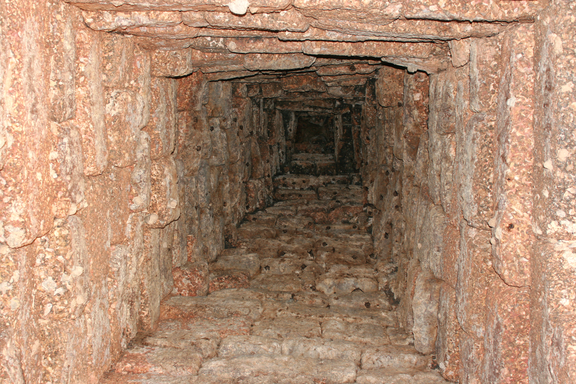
0,2,281,383
362,25,538,383
530,0,576,382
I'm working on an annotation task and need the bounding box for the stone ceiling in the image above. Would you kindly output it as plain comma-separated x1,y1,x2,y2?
66,0,542,111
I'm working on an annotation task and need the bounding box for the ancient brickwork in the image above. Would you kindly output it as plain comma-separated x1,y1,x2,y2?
362,25,537,383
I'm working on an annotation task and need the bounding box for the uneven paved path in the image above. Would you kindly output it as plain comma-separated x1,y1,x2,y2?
101,174,448,384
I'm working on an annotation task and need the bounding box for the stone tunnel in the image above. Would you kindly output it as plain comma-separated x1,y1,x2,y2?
1,0,575,383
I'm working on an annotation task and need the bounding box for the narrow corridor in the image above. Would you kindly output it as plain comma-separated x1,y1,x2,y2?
101,168,448,383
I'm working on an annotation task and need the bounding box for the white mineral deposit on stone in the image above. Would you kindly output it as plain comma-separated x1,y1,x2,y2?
228,0,250,16
42,277,57,293
71,266,84,278
148,213,159,225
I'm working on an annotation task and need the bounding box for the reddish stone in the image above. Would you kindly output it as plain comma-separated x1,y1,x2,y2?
483,281,530,383
209,272,250,293
172,262,209,297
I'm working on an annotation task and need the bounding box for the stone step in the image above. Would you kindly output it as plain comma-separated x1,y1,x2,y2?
356,368,450,384
198,354,357,383
210,250,261,277
360,345,431,370
219,335,362,364
160,289,263,321
273,174,356,189
274,188,318,201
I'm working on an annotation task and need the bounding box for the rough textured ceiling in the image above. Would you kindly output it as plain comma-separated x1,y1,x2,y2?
67,0,541,97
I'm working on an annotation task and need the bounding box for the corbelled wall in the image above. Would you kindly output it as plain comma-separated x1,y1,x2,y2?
1,0,576,383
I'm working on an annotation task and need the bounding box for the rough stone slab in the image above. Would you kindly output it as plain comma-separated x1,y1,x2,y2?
208,271,250,292
114,345,203,375
318,185,364,202
356,368,449,384
328,291,393,311
321,319,390,346
281,74,327,92
252,316,322,339
151,49,195,77
483,281,530,383
67,0,292,13
219,335,283,357
282,337,362,363
236,222,279,240
82,10,181,31
250,274,306,292
204,9,310,32
292,0,540,22
210,251,261,277
303,40,438,58
243,53,315,71
272,302,397,327
143,329,218,358
160,290,263,321
274,188,318,201
361,346,430,370
73,25,107,176
491,25,535,287
279,20,504,42
100,372,199,384
226,38,303,54
259,257,312,275
172,261,209,296
198,354,357,383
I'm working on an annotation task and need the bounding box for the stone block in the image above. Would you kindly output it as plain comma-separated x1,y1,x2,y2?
455,224,495,339
412,269,441,355
74,24,107,176
483,281,530,383
145,77,177,160
83,10,182,31
321,319,390,346
491,25,535,287
361,345,431,370
105,89,146,167
205,9,309,32
151,49,195,78
436,284,460,382
226,38,303,54
172,261,209,297
148,156,180,228
208,271,250,293
113,345,202,375
243,53,315,71
176,71,206,112
48,1,76,123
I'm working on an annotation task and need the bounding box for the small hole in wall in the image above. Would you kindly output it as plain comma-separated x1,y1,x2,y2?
507,223,515,230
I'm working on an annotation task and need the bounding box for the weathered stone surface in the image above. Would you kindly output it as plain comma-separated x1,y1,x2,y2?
105,89,146,167
204,9,310,32
357,368,449,384
226,38,303,54
243,53,316,71
483,281,530,383
151,49,196,77
279,20,505,42
145,77,177,160
411,269,441,355
148,156,180,228
67,0,293,13
361,345,430,370
491,25,535,287
172,261,209,296
303,41,440,58
74,23,108,176
199,354,357,383
83,10,181,31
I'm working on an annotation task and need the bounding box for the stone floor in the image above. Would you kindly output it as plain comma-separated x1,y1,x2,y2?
100,173,449,384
